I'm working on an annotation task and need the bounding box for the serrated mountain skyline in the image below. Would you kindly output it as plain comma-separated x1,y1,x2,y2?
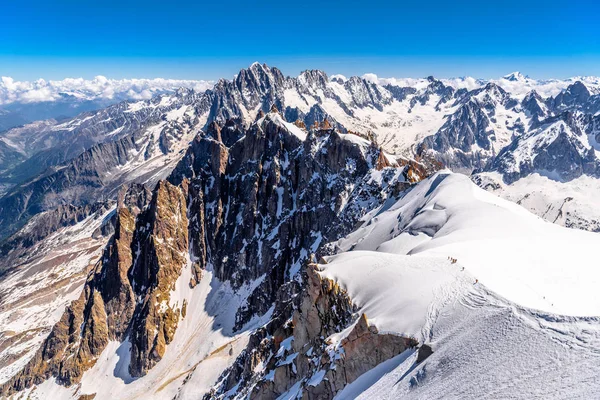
1,62,600,241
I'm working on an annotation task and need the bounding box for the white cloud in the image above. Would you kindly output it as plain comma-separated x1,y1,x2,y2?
361,73,379,84
329,74,347,82
0,76,215,105
442,76,482,91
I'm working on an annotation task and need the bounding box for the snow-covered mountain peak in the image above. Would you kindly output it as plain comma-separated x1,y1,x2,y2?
235,62,285,90
565,80,590,93
332,170,600,315
562,80,591,100
296,69,329,92
521,89,550,119
330,74,347,84
478,81,510,100
523,89,543,101
503,71,528,82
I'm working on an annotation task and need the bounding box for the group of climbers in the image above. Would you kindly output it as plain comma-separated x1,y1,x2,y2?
448,256,478,284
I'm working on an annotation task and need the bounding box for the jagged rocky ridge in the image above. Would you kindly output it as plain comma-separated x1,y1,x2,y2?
205,263,423,400
169,110,405,330
419,80,600,180
0,93,200,239
0,63,408,240
0,182,151,386
2,63,600,241
487,111,600,183
0,110,433,397
0,88,200,183
1,64,600,375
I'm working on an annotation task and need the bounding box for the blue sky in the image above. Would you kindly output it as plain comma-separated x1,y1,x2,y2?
2,0,599,80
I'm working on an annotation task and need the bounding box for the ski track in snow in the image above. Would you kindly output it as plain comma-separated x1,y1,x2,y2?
338,282,600,400
3,66,600,398
323,254,600,400
10,171,600,399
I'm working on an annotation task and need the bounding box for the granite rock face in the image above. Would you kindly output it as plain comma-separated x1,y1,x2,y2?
0,63,407,241
208,264,420,400
285,103,348,133
418,83,523,173
420,99,494,172
0,180,189,394
5,64,600,398
4,64,600,245
170,112,403,331
128,181,189,376
0,206,136,392
521,90,550,120
551,81,591,112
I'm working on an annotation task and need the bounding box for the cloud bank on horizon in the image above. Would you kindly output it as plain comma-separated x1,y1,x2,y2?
0,76,215,106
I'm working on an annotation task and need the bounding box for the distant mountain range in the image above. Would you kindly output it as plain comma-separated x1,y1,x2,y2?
1,63,599,238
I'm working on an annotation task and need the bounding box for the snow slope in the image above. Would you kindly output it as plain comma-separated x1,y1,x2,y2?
333,266,600,399
319,252,472,342
329,171,600,316
317,172,600,399
4,65,600,399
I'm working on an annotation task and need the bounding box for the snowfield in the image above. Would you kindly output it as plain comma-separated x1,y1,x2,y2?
323,252,600,400
318,171,600,399
320,252,472,341
329,171,600,316
4,63,600,399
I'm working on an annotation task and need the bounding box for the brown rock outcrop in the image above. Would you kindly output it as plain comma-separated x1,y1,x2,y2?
129,180,189,376
0,180,189,394
220,263,418,400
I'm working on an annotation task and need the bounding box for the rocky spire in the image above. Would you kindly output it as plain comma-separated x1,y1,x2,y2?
0,180,188,393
